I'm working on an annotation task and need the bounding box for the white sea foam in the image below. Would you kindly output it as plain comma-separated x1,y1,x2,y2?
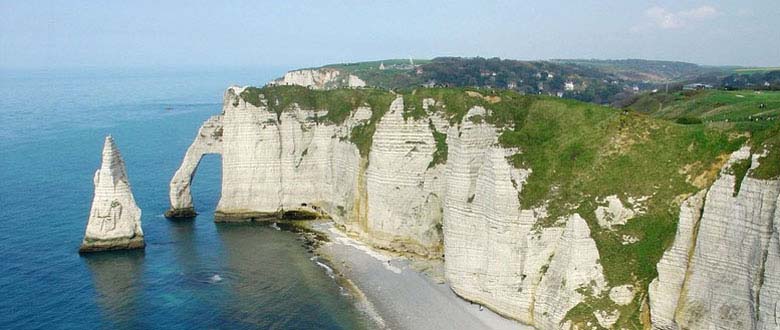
315,261,336,279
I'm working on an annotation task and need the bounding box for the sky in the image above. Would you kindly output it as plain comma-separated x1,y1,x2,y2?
2,0,779,69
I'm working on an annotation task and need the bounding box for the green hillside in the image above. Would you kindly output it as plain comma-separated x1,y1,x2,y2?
552,58,719,82
628,89,780,122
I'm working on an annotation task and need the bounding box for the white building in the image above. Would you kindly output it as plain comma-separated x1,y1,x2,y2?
564,81,575,91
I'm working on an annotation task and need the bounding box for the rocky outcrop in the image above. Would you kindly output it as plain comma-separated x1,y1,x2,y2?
364,97,446,256
269,68,366,89
649,147,780,330
80,136,144,253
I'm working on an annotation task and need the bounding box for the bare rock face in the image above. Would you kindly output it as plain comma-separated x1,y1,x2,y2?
609,284,635,306
759,193,780,330
167,89,446,256
365,97,446,256
595,194,638,229
649,147,780,330
269,68,366,89
440,106,606,328
80,136,144,253
648,189,707,329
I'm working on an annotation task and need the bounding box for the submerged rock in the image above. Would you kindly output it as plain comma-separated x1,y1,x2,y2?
80,136,144,253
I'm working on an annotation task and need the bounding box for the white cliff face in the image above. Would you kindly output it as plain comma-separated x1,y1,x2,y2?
215,87,364,220
649,147,780,330
80,136,144,252
269,68,366,89
759,193,780,330
168,89,444,256
648,189,707,329
169,86,779,330
168,90,613,328
365,97,445,256
440,106,607,328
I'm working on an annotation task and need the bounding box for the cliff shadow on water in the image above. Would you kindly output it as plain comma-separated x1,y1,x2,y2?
212,223,372,329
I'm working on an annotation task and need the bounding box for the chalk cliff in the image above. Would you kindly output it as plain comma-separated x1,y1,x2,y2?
80,136,144,252
269,68,366,89
649,147,780,330
167,85,779,329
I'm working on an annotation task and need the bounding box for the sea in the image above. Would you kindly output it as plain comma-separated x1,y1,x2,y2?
0,67,371,329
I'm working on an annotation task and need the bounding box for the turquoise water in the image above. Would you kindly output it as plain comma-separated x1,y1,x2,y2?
0,68,370,329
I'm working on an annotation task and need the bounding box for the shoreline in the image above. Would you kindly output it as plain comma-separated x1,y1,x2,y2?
300,220,532,330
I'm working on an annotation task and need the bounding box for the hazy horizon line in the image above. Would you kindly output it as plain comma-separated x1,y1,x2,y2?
2,56,777,72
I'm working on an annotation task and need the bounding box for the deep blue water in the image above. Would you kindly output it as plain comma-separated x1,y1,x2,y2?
0,67,369,329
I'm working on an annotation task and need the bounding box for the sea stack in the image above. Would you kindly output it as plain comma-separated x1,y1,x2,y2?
79,136,144,253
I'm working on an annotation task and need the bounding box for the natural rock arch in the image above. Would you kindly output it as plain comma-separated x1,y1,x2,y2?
165,115,223,218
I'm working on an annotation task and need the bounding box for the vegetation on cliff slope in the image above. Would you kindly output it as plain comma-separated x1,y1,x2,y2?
395,87,776,328
626,89,780,179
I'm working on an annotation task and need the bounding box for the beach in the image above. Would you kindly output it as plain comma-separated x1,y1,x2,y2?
309,221,532,330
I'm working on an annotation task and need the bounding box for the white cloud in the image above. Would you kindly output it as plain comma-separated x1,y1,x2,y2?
641,5,719,30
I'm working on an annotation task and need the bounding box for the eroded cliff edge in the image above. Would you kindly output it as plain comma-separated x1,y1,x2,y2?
167,85,779,329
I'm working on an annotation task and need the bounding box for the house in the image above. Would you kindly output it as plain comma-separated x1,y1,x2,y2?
479,69,494,77
379,62,386,70
683,83,713,90
632,86,640,92
564,81,575,91
556,92,564,98
507,81,517,89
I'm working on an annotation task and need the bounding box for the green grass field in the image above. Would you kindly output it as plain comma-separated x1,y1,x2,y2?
629,89,780,123
734,67,780,74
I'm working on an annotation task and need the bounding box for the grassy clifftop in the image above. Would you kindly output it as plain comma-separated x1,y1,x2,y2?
627,89,780,180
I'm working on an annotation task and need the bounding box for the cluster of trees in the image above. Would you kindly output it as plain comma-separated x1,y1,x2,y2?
721,71,780,90
332,57,779,105
414,57,634,104
553,59,709,81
